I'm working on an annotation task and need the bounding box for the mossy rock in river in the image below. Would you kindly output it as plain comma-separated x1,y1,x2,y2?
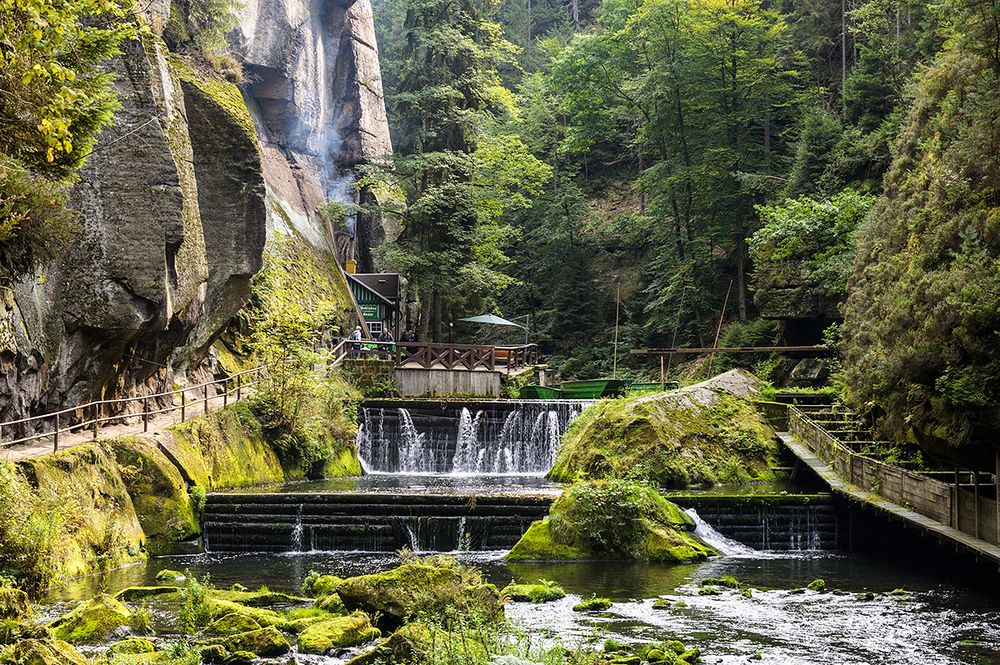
49,594,133,643
502,582,566,603
0,638,89,665
108,637,157,655
207,613,262,636
213,626,290,657
297,612,380,654
0,588,29,621
347,622,483,665
549,370,777,487
337,558,503,627
507,481,715,563
205,598,288,629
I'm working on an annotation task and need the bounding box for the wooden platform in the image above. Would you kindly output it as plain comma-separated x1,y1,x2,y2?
779,432,1000,568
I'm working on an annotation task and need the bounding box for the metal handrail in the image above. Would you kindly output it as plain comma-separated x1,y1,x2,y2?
0,366,266,453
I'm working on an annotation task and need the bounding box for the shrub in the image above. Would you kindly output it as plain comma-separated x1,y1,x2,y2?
0,462,57,590
178,573,214,633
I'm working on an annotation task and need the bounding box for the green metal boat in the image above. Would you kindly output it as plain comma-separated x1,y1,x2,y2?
519,385,563,399
558,379,630,399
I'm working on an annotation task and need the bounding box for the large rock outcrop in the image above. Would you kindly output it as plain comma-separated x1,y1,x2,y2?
232,0,395,270
0,0,392,428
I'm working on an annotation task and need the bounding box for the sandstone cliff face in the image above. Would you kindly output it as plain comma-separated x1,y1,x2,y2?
232,0,395,268
0,0,392,429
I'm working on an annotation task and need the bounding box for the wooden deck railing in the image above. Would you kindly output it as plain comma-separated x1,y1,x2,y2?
332,340,538,373
0,367,266,454
1,339,540,455
788,405,1000,545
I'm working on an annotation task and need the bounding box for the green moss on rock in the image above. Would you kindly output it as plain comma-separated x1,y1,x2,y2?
214,626,290,657
205,598,288,630
49,594,132,643
101,437,199,555
502,582,566,603
207,613,261,635
337,558,502,627
108,637,157,655
166,403,287,489
155,569,186,583
0,638,89,665
508,481,714,563
14,446,146,581
297,612,380,654
573,597,612,611
0,589,29,621
549,370,777,487
347,622,482,665
169,55,258,145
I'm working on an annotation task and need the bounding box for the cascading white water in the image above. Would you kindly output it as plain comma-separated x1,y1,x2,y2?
356,401,590,474
685,508,759,556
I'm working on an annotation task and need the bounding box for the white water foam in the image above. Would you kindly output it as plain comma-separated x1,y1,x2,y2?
685,508,760,557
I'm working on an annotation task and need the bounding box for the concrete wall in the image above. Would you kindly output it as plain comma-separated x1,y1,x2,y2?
396,368,501,398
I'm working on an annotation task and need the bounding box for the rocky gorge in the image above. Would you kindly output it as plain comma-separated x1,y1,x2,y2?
0,0,393,431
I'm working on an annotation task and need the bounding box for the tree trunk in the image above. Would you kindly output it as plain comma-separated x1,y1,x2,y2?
432,291,444,342
735,197,748,323
571,0,580,31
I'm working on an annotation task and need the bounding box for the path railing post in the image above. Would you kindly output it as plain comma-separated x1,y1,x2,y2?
181,391,186,423
204,384,209,415
143,397,149,433
223,379,228,409
974,470,981,539
236,374,242,401
954,467,960,530
53,412,59,452
92,404,98,440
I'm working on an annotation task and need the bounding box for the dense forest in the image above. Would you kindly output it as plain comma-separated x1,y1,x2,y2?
366,0,1000,458
2,0,999,457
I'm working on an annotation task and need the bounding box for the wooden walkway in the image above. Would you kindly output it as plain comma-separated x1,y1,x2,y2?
779,431,1000,568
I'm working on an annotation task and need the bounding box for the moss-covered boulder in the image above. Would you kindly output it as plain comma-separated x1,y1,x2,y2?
154,569,186,583
223,651,256,665
347,622,482,665
573,597,612,611
101,437,199,554
502,582,566,603
301,573,343,597
507,481,714,563
49,594,133,643
0,588,29,621
337,558,502,627
206,598,287,629
114,586,179,602
297,612,380,654
207,613,261,636
14,446,146,581
214,626,290,657
549,370,776,487
108,637,157,656
0,638,89,665
165,404,288,490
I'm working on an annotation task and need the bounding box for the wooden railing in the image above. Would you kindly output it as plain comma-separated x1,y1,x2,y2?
332,340,538,373
788,405,1000,545
0,367,265,454
1,339,541,455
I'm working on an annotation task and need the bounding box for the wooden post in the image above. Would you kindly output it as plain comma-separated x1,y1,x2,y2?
181,391,186,423
660,356,665,390
236,374,242,401
954,467,960,529
204,384,209,415
223,380,228,409
996,451,999,544
975,470,981,539
92,404,98,440
143,397,149,433
53,412,59,452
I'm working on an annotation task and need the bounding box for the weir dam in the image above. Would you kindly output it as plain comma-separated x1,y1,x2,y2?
202,399,851,554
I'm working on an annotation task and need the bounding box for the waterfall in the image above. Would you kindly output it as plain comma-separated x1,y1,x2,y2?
685,508,758,557
291,508,304,552
356,400,590,474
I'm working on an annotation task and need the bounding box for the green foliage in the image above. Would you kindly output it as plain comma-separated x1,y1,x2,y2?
0,0,138,284
551,480,648,557
750,189,875,297
0,462,57,590
164,0,242,77
189,486,206,518
178,572,214,634
840,44,1000,456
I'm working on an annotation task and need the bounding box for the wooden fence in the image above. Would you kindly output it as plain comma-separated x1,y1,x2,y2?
334,340,538,373
0,367,265,454
788,405,1000,546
